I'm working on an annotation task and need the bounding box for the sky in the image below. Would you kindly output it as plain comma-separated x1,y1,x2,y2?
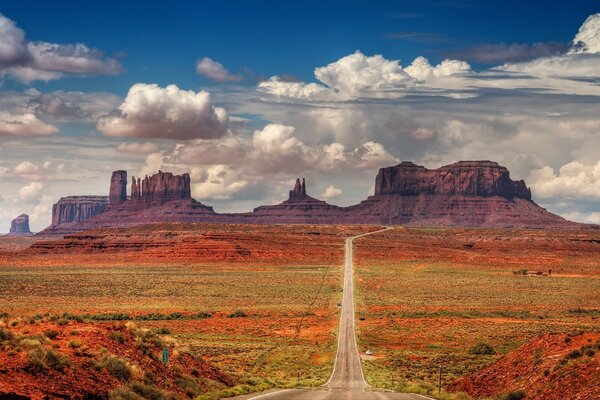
1,1,600,231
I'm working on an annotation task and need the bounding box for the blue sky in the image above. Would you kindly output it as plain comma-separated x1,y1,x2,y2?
1,0,598,94
0,2,600,231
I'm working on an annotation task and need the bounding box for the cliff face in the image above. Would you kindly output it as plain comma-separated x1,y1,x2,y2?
7,214,32,236
131,171,192,204
51,196,109,226
375,161,531,200
109,171,127,206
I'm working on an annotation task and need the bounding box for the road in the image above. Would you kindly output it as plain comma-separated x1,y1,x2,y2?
239,228,429,400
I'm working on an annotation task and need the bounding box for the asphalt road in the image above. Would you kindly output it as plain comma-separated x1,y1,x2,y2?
239,228,430,400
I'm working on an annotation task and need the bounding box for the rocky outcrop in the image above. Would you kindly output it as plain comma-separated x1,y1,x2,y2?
289,178,307,200
7,214,33,236
109,170,127,206
51,196,109,226
374,161,531,199
39,162,591,235
131,171,191,205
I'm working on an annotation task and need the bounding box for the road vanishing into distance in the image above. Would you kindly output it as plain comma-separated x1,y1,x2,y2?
240,228,430,400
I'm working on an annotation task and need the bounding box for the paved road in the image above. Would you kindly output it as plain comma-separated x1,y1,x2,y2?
239,228,429,400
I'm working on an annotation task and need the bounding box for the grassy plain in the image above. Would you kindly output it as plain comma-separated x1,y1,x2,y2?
353,227,600,398
0,223,378,399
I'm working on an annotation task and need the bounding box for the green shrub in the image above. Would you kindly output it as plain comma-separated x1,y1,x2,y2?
499,390,527,400
0,327,14,341
20,338,42,348
583,348,595,357
565,349,582,360
564,336,572,343
44,330,59,340
103,355,132,381
155,327,170,335
129,382,168,400
109,331,126,344
227,310,248,318
68,339,82,349
175,374,200,397
469,342,496,355
109,387,143,400
27,347,71,372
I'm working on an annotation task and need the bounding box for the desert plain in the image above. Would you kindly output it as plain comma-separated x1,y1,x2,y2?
0,224,598,400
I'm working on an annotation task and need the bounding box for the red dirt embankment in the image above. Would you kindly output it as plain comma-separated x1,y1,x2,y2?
0,317,231,399
449,332,600,400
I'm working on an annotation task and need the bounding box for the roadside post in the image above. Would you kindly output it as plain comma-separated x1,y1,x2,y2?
438,365,442,394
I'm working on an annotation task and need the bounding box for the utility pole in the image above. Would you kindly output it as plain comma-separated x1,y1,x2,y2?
438,365,442,394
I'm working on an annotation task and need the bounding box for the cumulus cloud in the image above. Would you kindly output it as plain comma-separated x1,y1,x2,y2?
27,93,87,120
497,13,600,78
191,164,248,199
404,56,471,82
116,142,160,154
97,83,229,140
0,112,57,137
0,13,122,83
19,181,43,200
528,161,600,199
322,185,342,200
314,50,414,95
172,123,397,175
196,57,242,82
259,51,471,100
571,13,600,53
258,77,332,100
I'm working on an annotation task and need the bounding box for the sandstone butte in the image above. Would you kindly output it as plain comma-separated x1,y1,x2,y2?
39,160,591,235
6,214,33,236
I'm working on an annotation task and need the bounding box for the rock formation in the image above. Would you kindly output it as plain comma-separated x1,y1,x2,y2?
109,170,127,206
7,214,33,236
246,178,342,223
51,196,109,226
289,178,307,200
374,161,531,199
132,170,191,205
39,161,592,235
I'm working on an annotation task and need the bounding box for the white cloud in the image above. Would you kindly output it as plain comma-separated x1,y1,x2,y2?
97,83,229,140
572,13,600,53
322,185,342,200
404,56,471,82
196,57,242,82
497,13,600,78
563,211,600,224
410,127,437,141
528,161,600,199
116,142,160,154
0,13,122,83
19,181,43,200
0,112,58,137
258,77,332,100
191,164,248,199
139,152,164,178
314,50,414,95
0,13,29,67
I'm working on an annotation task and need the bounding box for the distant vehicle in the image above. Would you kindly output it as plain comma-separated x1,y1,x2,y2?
365,349,374,355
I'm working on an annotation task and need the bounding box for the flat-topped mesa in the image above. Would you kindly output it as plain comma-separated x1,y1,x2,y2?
130,170,191,205
374,161,532,200
8,214,32,236
109,170,127,206
288,178,307,200
51,196,109,225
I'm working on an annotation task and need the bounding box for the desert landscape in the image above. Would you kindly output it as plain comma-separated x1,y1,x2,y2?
1,3,600,400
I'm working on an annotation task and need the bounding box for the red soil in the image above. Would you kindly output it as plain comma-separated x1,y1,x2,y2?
0,319,231,399
449,333,600,400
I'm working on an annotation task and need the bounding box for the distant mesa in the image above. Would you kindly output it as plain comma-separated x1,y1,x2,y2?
38,160,591,235
7,214,33,236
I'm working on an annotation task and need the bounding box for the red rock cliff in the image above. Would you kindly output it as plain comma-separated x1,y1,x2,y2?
8,214,32,235
130,170,191,205
374,161,531,200
109,170,127,206
51,196,109,225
